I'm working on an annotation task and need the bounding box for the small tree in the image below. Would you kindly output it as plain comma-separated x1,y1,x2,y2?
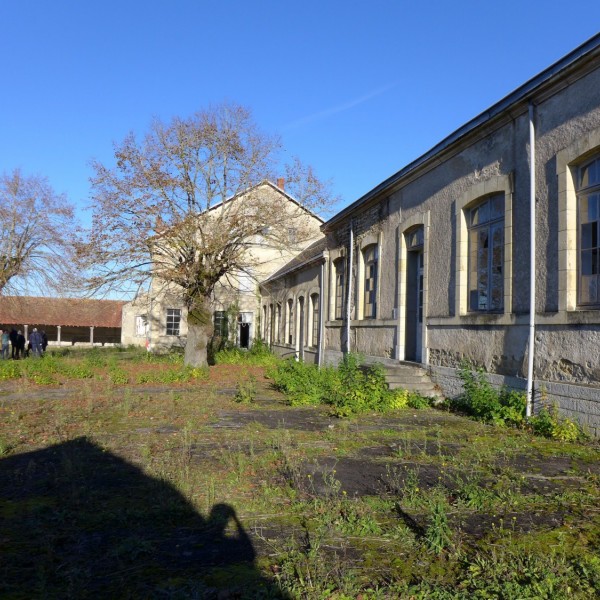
80,102,335,366
0,169,80,295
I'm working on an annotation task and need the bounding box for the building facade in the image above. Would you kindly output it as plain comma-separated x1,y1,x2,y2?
260,35,600,436
121,181,324,351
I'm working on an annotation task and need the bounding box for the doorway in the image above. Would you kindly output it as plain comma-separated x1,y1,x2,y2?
238,312,253,349
405,249,423,363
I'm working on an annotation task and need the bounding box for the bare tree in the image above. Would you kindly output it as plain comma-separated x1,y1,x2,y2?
0,169,80,296
81,102,335,366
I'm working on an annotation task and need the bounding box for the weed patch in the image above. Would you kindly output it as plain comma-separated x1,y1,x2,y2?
215,338,279,367
270,353,432,416
451,362,586,442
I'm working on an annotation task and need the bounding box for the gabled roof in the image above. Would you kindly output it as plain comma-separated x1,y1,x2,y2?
208,180,325,224
324,32,600,230
262,237,328,283
0,297,125,328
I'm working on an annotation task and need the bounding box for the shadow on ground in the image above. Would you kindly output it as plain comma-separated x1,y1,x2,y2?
0,437,286,598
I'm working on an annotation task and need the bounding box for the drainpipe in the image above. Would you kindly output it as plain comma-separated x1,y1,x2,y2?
346,219,354,354
526,103,536,418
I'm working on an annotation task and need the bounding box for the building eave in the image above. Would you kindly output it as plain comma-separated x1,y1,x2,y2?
323,32,600,232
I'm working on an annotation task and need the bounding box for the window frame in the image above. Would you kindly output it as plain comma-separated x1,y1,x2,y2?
556,129,600,312
455,174,513,317
362,244,378,319
310,293,319,348
466,194,505,313
276,303,282,343
286,298,294,345
135,314,149,337
166,308,182,336
577,156,600,307
213,310,228,338
334,257,346,320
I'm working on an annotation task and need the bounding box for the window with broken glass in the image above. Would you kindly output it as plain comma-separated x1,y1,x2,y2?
468,195,504,312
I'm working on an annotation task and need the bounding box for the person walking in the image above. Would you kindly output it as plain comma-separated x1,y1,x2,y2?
1,329,9,359
29,328,43,357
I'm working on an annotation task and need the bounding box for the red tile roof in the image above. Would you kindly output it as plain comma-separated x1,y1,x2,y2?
0,296,125,328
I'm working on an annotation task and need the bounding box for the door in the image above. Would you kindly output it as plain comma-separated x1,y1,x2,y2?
415,251,424,362
405,249,423,362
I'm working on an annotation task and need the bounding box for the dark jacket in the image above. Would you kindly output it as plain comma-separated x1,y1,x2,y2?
29,331,43,350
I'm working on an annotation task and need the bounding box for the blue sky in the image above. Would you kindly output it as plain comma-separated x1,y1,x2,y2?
1,1,599,222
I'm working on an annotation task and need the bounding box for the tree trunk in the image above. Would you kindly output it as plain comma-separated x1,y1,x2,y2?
184,297,212,367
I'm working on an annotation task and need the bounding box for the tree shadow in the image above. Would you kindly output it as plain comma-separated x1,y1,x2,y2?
0,437,287,598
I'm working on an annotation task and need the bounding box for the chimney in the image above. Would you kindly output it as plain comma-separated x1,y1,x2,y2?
276,177,285,190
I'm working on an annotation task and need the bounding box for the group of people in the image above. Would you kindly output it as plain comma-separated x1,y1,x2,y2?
0,328,48,359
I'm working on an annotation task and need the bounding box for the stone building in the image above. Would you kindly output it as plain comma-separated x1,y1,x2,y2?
259,34,600,436
121,180,324,351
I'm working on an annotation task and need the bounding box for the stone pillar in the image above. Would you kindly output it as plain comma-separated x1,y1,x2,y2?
24,324,28,339
90,326,94,346
57,325,61,345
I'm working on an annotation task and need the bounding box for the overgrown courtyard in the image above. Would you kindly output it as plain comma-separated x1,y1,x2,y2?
1,348,599,598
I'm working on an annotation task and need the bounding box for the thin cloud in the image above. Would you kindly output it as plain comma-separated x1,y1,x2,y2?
283,84,396,130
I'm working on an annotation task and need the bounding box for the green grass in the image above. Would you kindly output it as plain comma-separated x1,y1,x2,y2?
0,352,598,598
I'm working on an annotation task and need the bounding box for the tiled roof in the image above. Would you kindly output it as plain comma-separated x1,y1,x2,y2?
263,237,327,282
0,296,125,328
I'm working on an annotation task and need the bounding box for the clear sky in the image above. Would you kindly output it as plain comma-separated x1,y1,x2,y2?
1,1,599,223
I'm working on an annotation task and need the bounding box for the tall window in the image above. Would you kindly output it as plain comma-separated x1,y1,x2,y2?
262,305,268,338
166,308,181,336
311,294,319,348
578,156,600,305
276,303,282,343
287,299,294,344
238,269,254,293
135,315,148,337
468,195,504,312
334,258,345,319
213,311,228,338
363,245,378,319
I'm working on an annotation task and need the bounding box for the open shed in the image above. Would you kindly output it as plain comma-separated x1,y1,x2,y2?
0,296,125,346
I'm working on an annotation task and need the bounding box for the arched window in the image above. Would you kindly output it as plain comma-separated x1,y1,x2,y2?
363,244,378,319
578,156,600,305
275,303,282,343
310,293,319,348
286,299,294,345
262,305,268,338
333,258,345,320
467,194,504,312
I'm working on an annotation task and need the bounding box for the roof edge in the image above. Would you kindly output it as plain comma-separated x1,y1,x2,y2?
323,32,600,230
